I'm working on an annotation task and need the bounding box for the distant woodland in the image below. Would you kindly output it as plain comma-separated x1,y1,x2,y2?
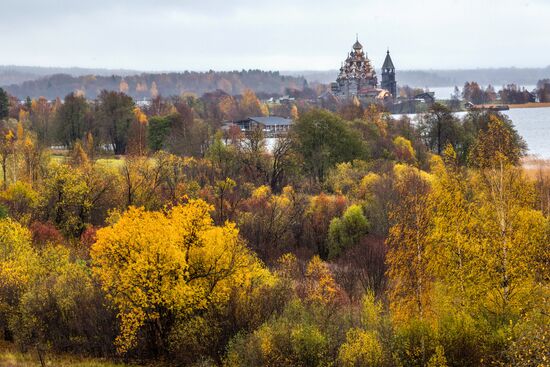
3,70,308,99
2,65,549,100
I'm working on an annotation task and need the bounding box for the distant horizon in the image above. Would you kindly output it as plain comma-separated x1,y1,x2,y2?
2,63,550,75
2,1,550,71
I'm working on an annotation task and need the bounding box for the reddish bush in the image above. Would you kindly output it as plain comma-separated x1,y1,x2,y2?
29,221,64,248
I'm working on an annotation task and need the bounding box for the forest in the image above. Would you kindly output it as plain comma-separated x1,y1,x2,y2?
2,70,308,100
0,85,548,367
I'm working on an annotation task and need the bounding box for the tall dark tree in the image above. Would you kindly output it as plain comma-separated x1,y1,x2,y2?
418,102,462,156
97,90,135,155
0,88,9,120
147,115,171,152
55,92,89,147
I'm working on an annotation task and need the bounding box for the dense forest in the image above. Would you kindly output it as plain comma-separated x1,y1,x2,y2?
2,70,308,100
0,86,548,367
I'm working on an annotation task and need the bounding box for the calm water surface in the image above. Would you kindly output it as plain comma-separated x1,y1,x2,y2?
503,107,550,158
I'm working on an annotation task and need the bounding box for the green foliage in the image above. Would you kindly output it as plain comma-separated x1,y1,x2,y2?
392,319,438,367
40,163,92,237
96,90,135,155
427,345,448,367
11,245,116,355
327,204,369,259
147,115,171,151
55,92,89,147
418,103,462,156
292,109,367,182
0,88,8,120
224,302,330,367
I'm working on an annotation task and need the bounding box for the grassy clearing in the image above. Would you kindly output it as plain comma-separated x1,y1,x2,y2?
0,344,129,367
95,157,126,169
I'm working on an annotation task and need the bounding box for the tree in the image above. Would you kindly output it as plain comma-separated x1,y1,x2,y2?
238,185,305,261
469,115,526,168
96,90,135,155
147,115,171,152
386,166,433,322
0,87,9,120
292,109,367,183
39,162,92,237
30,97,53,146
327,204,369,259
55,92,89,148
303,193,347,258
393,136,416,163
0,219,38,341
90,200,270,354
0,127,15,189
239,89,263,117
12,244,116,359
338,328,383,367
418,102,462,156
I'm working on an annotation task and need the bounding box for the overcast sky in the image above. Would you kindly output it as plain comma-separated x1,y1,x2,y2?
0,0,548,71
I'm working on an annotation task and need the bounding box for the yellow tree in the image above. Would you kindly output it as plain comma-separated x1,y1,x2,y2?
91,199,271,354
131,106,148,156
427,146,479,309
386,166,433,322
239,89,263,117
218,95,239,121
0,128,15,189
0,219,38,332
469,118,546,316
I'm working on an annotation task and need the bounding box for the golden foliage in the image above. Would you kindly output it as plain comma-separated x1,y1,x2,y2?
91,199,271,353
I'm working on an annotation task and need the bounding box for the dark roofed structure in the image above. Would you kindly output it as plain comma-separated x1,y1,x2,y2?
223,116,293,136
381,49,397,97
382,50,395,69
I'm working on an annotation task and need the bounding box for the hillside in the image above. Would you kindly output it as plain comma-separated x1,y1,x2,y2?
3,70,308,99
0,65,143,86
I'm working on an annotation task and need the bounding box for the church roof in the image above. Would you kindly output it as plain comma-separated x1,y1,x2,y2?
382,50,395,69
353,40,363,50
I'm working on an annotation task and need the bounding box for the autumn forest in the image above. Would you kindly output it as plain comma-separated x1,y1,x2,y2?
0,86,548,367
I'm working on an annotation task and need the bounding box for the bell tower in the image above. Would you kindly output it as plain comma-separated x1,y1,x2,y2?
381,49,397,98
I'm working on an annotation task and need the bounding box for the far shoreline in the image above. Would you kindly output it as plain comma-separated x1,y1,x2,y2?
509,102,550,109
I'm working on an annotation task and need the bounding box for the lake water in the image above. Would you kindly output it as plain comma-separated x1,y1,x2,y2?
503,107,550,158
